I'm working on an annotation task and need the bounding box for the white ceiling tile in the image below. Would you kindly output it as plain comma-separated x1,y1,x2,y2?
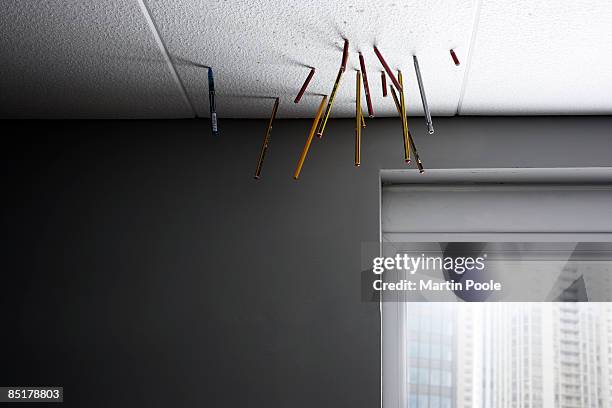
146,0,476,118
0,0,193,118
460,0,612,115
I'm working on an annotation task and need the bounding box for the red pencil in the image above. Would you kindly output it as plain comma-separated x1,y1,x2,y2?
359,53,374,117
373,46,401,91
381,71,387,97
294,67,315,103
450,49,460,66
341,39,349,71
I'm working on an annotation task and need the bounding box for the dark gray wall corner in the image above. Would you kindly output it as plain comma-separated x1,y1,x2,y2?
1,116,612,407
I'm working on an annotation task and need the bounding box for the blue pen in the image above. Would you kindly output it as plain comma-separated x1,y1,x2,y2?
208,68,219,136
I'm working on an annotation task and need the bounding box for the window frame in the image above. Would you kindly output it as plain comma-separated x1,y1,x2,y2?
378,167,612,408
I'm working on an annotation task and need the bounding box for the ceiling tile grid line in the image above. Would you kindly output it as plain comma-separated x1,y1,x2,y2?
136,0,197,118
455,0,484,115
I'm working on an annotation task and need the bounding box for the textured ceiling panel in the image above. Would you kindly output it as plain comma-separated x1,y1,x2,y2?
459,0,612,115
0,0,192,118
147,0,476,118
3,1,610,119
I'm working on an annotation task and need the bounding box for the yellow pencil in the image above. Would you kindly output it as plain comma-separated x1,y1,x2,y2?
391,86,424,172
317,39,349,138
316,68,343,138
293,95,328,180
254,98,280,179
398,71,410,163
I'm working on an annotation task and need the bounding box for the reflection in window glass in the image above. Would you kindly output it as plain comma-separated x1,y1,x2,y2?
410,367,418,384
420,343,430,360
418,368,429,385
430,369,441,386
418,394,428,408
442,344,452,362
442,371,452,387
409,342,419,358
430,344,440,360
421,316,431,332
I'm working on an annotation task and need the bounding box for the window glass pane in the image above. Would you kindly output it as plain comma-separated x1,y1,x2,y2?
430,369,441,386
420,316,431,332
419,368,429,385
443,371,452,387
431,320,441,334
430,344,440,360
410,367,418,384
409,342,419,358
420,342,430,360
442,344,452,361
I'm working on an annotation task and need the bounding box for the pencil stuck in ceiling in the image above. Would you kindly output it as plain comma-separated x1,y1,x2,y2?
254,97,280,180
294,67,316,104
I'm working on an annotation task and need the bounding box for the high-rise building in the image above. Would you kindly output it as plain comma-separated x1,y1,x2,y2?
406,303,455,408
456,304,483,408
407,302,612,408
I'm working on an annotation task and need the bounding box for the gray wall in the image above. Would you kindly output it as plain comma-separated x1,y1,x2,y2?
1,116,612,407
